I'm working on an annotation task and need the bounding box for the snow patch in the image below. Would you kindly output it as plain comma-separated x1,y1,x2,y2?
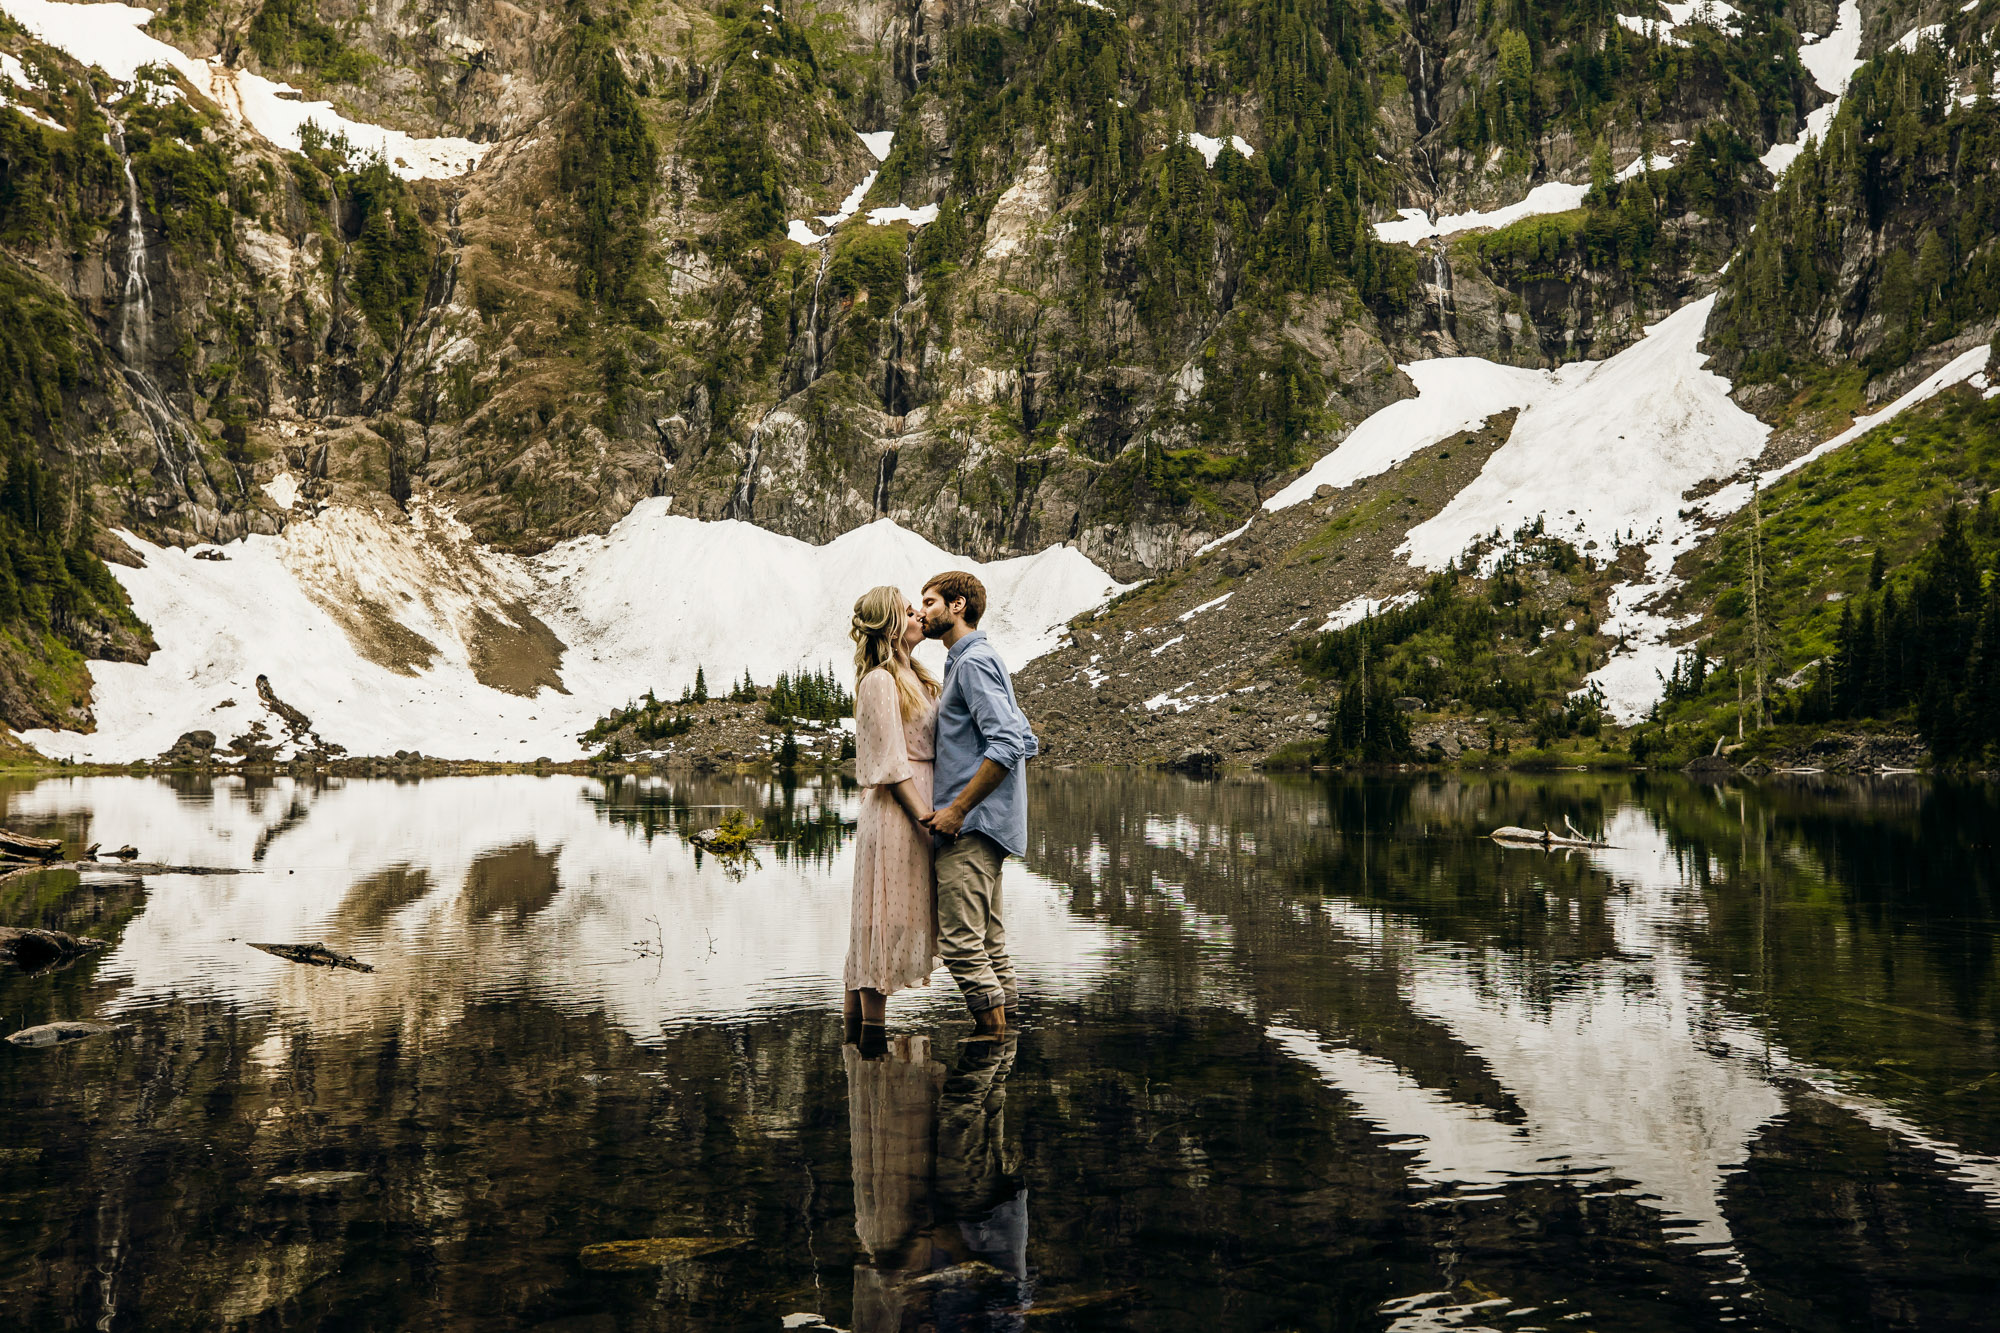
0,0,489,179
1374,181,1590,246
1895,23,1946,53
1401,296,1767,573
865,202,938,227
261,472,300,511
858,129,894,161
1319,592,1417,634
1615,152,1676,181
1173,131,1255,167
1178,591,1234,622
25,499,1127,763
785,170,878,245
1266,359,1549,511
1763,0,1865,174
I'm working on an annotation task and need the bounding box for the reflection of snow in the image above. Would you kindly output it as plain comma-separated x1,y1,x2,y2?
1302,805,1783,1247
10,777,1124,1041
1280,791,2000,1304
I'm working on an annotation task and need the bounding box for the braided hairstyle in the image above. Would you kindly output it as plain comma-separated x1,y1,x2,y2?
850,585,939,720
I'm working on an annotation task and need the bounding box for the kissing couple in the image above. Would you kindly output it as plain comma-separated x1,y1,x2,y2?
842,571,1039,1050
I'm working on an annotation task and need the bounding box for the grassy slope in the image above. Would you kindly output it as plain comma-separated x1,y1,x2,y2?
1655,386,2000,742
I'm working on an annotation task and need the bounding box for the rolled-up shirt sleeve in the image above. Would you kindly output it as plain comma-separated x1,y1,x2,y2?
854,670,914,788
960,654,1039,770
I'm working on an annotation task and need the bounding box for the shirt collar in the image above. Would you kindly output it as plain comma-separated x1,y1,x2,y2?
945,630,987,664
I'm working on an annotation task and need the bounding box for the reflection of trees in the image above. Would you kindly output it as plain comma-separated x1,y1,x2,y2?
588,772,855,866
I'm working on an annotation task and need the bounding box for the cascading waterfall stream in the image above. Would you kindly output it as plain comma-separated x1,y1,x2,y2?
727,417,767,520
806,241,831,384
881,234,916,418
104,116,213,509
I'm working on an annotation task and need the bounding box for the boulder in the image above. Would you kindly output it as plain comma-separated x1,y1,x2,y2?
1166,746,1221,776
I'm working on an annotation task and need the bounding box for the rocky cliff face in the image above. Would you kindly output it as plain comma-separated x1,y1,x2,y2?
0,0,1992,746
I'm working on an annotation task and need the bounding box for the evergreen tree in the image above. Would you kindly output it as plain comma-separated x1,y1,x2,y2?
693,666,708,703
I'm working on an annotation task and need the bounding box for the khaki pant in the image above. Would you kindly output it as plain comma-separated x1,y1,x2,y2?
934,832,1018,1014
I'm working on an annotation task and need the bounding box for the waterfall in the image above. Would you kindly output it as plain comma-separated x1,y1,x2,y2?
104,116,212,508
806,241,831,383
1425,237,1460,352
113,123,151,361
881,234,915,415
727,417,766,520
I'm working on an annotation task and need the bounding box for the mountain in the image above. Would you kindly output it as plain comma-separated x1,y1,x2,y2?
0,0,1993,763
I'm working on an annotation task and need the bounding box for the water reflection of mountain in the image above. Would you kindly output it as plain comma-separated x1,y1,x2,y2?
0,773,1993,1330
1027,771,2000,1330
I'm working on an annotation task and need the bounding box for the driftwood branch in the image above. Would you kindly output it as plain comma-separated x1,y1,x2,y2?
0,828,63,862
0,860,249,887
248,941,373,972
1489,824,1610,849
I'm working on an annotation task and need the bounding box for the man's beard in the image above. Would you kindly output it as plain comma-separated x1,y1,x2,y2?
921,614,949,639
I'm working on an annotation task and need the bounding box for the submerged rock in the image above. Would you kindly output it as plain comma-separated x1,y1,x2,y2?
576,1237,747,1271
6,1021,115,1048
0,927,110,973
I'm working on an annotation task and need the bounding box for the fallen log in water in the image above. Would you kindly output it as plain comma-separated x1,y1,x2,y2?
6,1020,115,1048
0,927,109,973
1489,824,1609,849
248,941,374,972
0,860,250,887
0,829,63,862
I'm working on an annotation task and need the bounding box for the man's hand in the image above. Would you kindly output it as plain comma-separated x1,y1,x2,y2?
924,805,966,837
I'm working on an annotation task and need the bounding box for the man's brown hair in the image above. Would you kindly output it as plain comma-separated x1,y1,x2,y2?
923,570,987,627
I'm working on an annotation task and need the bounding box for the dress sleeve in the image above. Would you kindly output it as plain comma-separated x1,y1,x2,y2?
854,670,915,788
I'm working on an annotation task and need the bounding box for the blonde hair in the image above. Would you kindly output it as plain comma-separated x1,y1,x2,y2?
851,585,940,720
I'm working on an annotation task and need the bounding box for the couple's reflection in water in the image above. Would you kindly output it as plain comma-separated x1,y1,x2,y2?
845,1033,1031,1332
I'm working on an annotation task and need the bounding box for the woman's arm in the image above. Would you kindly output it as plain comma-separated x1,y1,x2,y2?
886,776,932,826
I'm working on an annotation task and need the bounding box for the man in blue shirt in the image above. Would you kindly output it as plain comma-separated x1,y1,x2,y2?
919,570,1039,1037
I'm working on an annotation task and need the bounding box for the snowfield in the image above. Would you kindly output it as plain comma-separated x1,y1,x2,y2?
24,499,1124,763
0,0,489,179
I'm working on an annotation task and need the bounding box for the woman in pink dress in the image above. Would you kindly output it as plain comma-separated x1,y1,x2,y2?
844,586,942,1047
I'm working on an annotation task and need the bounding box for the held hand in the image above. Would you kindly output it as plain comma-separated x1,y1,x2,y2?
925,805,965,838
909,805,934,830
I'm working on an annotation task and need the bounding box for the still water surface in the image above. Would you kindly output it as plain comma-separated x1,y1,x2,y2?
0,772,1995,1331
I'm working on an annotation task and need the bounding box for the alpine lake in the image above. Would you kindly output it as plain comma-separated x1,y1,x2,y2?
0,770,1994,1333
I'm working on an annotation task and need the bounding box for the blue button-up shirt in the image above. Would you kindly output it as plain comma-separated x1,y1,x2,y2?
933,631,1039,857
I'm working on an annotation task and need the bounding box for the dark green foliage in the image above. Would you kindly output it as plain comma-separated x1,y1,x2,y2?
1466,124,1763,282
561,8,659,305
1799,502,2000,762
0,263,149,676
1447,0,1813,163
1297,532,1604,723
246,0,376,83
685,5,825,246
333,157,432,345
579,688,694,746
1324,665,1416,763
730,667,759,702
0,98,120,249
1714,41,2000,379
827,224,906,318
692,665,708,702
763,664,851,724
777,725,799,770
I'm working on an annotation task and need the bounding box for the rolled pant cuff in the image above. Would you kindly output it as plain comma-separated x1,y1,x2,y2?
965,990,1007,1013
